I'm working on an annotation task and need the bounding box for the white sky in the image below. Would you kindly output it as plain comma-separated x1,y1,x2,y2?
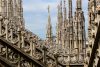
23,0,88,39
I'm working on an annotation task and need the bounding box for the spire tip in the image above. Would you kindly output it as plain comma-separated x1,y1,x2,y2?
48,5,50,13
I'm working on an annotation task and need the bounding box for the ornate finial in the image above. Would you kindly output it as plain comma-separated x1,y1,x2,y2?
57,4,60,22
57,5,60,12
47,5,51,28
48,5,50,14
57,4,59,8
63,0,67,19
60,0,62,5
48,5,51,21
60,0,62,9
64,0,66,6
76,0,82,9
63,0,66,11
60,0,63,16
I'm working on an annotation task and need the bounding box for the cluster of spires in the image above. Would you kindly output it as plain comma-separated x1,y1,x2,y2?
0,0,24,29
46,0,86,63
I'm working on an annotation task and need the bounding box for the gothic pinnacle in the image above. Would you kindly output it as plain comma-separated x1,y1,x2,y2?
46,5,52,39
60,0,63,16
63,0,67,21
60,0,62,9
68,0,72,22
57,5,60,22
48,5,50,14
48,5,51,26
76,0,82,9
46,5,53,46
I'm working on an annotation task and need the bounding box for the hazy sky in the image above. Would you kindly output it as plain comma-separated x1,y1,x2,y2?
23,0,88,39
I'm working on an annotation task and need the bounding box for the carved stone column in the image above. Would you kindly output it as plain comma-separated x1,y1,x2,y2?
30,37,34,56
0,15,3,36
54,53,59,67
21,30,25,48
4,18,9,40
17,27,21,48
10,20,13,43
42,46,47,66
